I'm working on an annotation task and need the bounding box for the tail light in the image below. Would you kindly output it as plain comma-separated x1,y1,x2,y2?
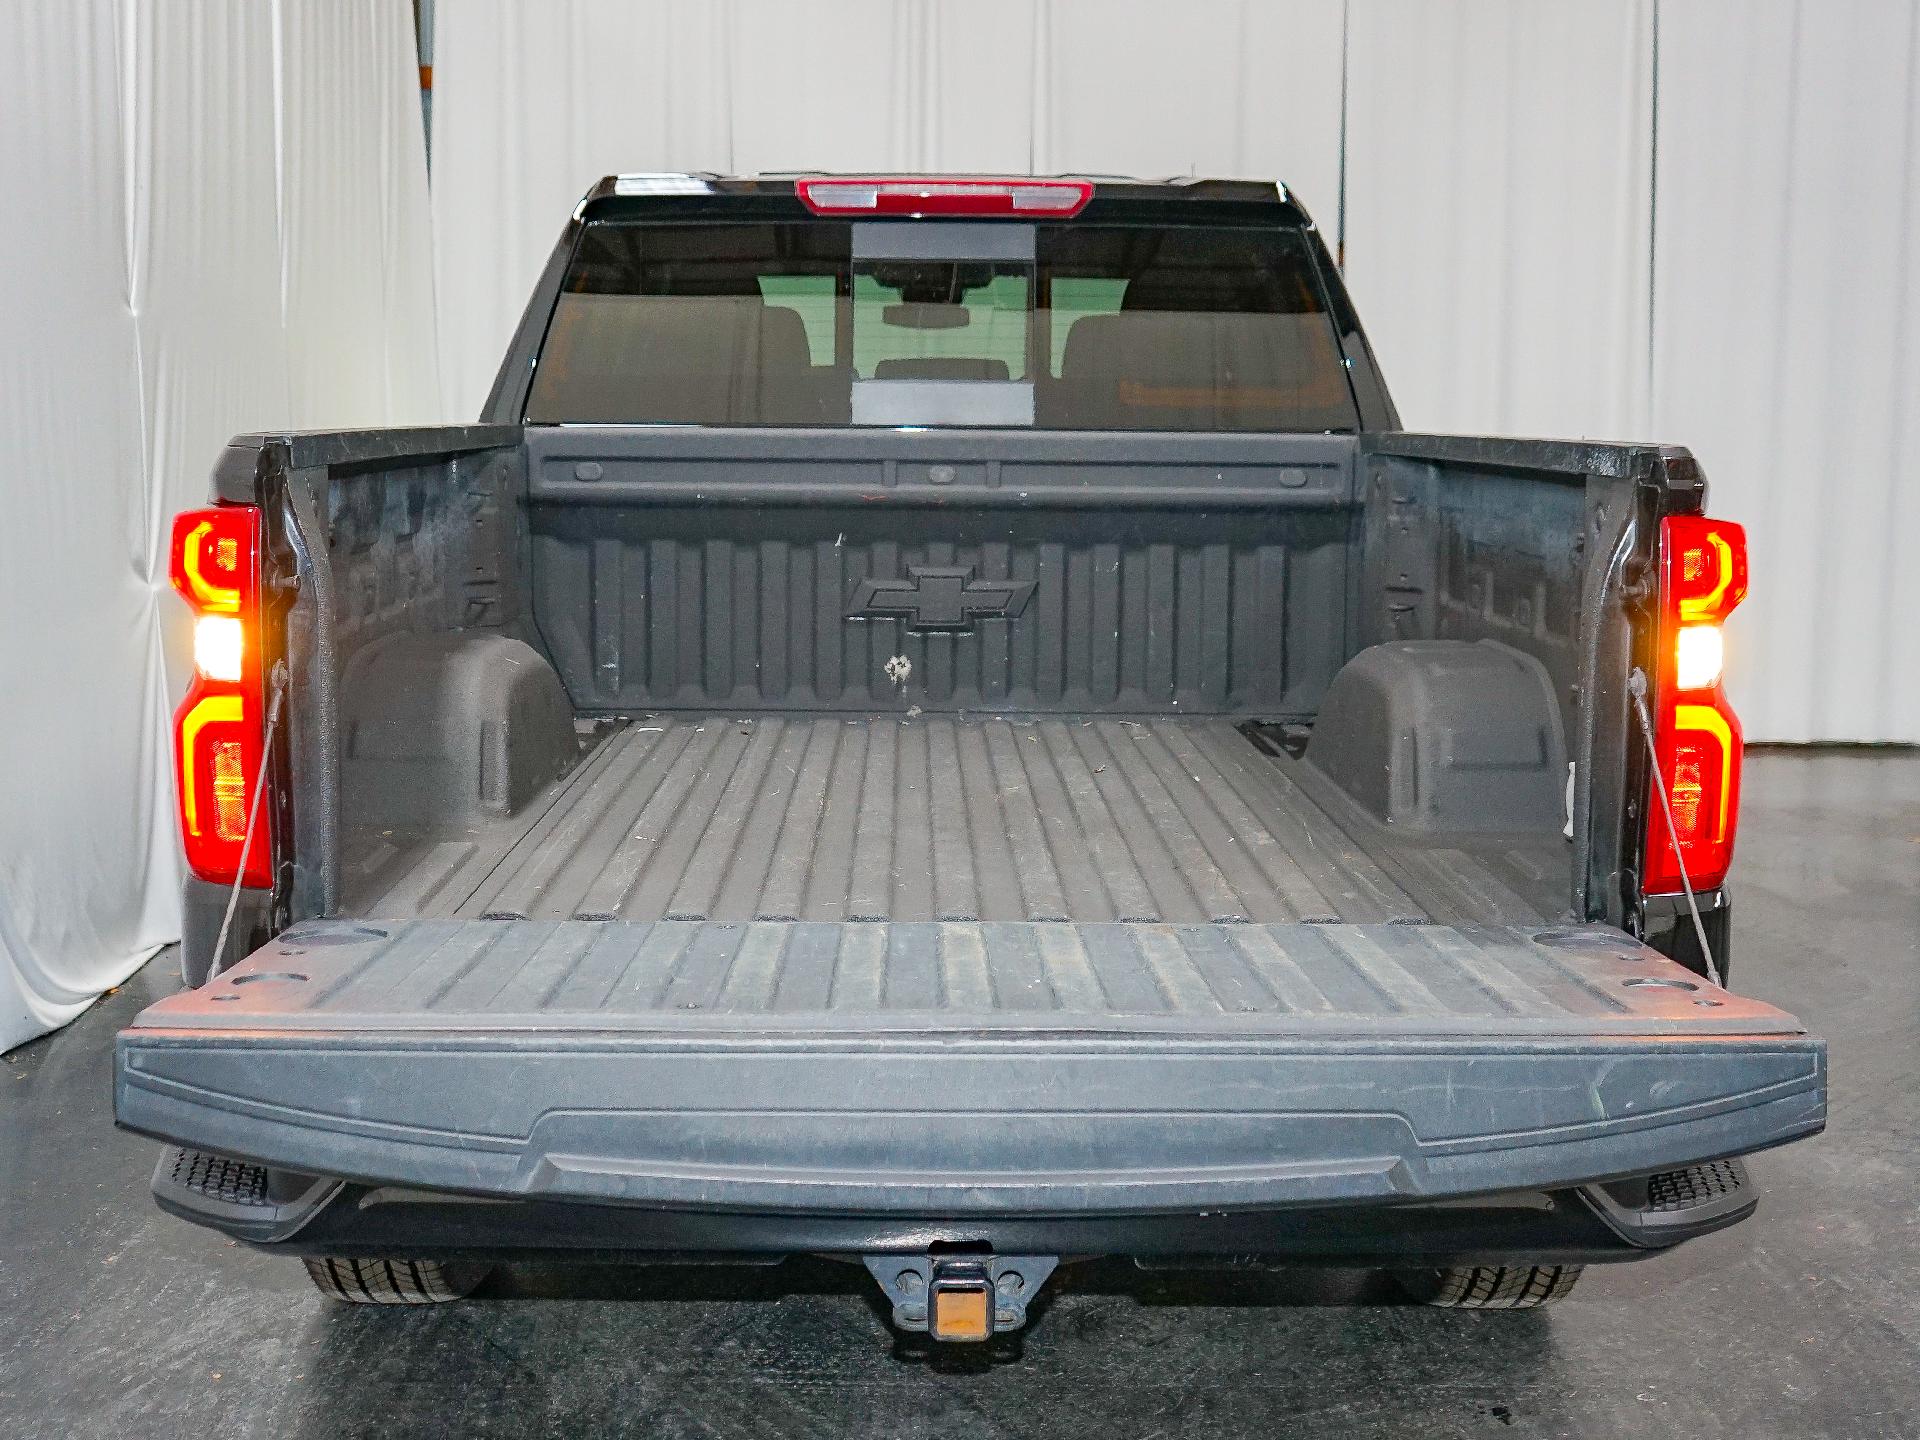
795,176,1093,217
1644,515,1748,894
170,506,273,888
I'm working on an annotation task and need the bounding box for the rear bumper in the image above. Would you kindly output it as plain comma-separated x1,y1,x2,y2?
149,1145,1766,1267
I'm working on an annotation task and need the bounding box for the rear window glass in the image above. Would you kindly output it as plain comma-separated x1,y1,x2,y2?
525,219,1357,431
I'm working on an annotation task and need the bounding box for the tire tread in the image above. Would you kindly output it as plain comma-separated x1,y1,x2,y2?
1406,1264,1583,1309
302,1256,487,1305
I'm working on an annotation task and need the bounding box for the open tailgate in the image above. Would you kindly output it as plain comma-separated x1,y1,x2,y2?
116,917,1825,1214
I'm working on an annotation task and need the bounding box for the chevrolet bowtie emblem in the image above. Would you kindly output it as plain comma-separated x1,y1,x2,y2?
848,566,1037,631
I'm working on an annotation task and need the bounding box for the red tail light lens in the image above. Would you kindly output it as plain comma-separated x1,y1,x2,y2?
795,176,1093,217
170,506,272,888
1644,516,1747,894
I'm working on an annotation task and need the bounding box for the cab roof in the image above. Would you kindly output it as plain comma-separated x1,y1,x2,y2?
575,173,1316,228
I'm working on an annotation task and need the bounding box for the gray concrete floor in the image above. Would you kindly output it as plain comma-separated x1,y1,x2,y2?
2,750,1915,1439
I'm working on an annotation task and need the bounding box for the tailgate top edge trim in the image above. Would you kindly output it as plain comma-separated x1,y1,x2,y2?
119,1022,1816,1047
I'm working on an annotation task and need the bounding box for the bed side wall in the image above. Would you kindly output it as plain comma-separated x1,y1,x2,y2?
1358,435,1706,924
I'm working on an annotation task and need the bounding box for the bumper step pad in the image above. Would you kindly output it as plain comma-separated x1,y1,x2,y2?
1647,1158,1748,1212
151,1146,340,1243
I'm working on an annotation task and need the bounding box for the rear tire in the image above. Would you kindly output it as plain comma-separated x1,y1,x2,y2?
302,1257,491,1305
1395,1264,1583,1308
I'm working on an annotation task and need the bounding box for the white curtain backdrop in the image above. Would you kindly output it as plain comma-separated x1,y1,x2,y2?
1651,0,1920,745
1341,0,1655,442
431,0,1920,747
0,0,437,1052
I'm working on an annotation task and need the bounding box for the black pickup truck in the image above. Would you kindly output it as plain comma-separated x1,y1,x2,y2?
117,174,1823,1331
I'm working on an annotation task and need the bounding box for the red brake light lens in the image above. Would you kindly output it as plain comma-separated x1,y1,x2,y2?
171,508,257,615
1664,515,1749,625
170,506,272,888
795,176,1093,217
1644,516,1747,895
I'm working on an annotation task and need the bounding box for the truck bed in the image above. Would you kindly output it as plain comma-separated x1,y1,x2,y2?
339,714,1566,928
124,411,1829,1247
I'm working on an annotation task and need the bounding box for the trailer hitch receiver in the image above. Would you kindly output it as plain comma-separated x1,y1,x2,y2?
863,1254,1059,1342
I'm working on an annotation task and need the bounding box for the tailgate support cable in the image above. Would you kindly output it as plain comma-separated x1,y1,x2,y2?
210,659,287,978
1628,668,1721,988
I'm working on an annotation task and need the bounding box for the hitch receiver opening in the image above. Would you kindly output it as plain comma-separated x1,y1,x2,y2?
863,1254,1060,1342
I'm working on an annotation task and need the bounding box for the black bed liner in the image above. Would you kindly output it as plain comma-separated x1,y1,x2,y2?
135,915,1800,1038
341,715,1565,926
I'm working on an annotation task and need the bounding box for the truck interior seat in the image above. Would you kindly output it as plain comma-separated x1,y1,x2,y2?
1047,310,1351,429
530,294,827,423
